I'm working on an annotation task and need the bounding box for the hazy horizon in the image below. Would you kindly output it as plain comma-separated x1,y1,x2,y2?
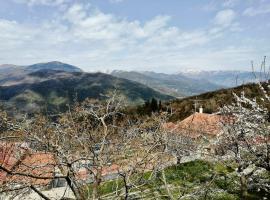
0,60,259,74
0,0,269,73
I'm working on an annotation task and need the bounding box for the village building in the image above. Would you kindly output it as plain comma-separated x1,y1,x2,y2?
0,141,123,199
164,108,229,162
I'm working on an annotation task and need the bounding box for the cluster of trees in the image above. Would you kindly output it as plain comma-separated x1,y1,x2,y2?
215,58,270,199
137,98,163,115
0,94,197,200
216,81,270,199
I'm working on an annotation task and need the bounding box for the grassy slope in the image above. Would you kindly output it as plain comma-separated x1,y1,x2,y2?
167,82,270,122
85,160,268,200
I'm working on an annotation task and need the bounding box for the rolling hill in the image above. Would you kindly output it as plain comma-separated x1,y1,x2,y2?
179,70,259,87
0,64,173,115
25,61,82,73
0,61,82,86
111,71,222,97
166,82,270,122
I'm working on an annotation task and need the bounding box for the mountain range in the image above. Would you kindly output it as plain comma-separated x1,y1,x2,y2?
111,70,261,97
0,61,261,115
0,61,82,86
179,70,259,87
0,62,172,115
111,70,222,97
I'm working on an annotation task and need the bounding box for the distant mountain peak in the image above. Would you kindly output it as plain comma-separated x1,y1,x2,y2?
25,61,83,73
0,64,19,68
179,70,258,87
46,61,65,65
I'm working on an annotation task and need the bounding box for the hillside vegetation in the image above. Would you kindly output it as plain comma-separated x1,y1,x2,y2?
0,71,173,115
167,82,270,122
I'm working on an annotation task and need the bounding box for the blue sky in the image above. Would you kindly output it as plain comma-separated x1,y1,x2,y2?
0,0,269,72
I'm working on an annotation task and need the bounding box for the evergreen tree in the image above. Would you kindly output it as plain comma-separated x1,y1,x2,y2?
150,98,158,112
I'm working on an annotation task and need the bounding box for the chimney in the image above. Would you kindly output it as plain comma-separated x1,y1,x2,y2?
199,106,203,114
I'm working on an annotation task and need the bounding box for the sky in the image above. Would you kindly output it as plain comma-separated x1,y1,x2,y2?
0,0,269,73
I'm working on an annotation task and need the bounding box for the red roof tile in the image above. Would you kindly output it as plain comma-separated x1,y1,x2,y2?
0,143,55,186
164,113,225,139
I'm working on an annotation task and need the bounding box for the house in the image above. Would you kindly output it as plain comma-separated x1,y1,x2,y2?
164,111,226,139
0,141,125,200
0,142,55,186
164,109,231,161
75,163,120,183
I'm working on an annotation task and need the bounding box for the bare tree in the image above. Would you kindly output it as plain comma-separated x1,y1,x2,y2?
1,93,129,200
0,93,199,200
216,58,270,199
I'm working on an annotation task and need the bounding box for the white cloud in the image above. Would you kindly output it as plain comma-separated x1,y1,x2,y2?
109,0,125,3
202,1,219,12
13,0,69,6
0,3,264,72
214,9,236,27
202,0,238,12
243,4,270,16
64,3,87,23
222,0,239,8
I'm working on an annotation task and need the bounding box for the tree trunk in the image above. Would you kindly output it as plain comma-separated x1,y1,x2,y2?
161,170,175,200
120,173,129,200
65,175,85,200
240,174,248,199
176,156,181,165
92,168,102,200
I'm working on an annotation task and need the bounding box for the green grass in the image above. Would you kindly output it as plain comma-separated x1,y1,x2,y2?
83,160,268,199
47,91,67,105
161,160,213,184
11,89,44,103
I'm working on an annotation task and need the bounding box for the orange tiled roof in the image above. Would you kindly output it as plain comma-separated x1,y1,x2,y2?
0,143,55,186
164,113,225,139
0,142,28,184
7,153,56,186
